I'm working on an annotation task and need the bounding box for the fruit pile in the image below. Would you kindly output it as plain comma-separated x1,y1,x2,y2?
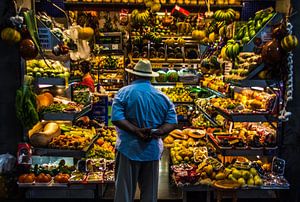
26,59,70,79
201,76,229,94
131,9,150,25
235,8,275,44
213,9,239,22
160,87,193,102
155,69,179,82
86,127,116,160
225,52,262,81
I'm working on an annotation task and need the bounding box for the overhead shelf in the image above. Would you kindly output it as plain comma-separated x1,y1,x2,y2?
64,1,242,11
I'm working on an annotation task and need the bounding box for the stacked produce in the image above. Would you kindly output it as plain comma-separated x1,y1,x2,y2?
26,59,70,79
18,160,75,184
160,87,193,102
210,88,276,113
48,124,96,150
155,69,179,82
225,52,263,81
212,122,277,149
201,76,229,94
235,7,275,44
87,127,116,159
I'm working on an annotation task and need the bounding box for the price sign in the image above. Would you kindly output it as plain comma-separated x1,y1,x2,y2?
112,44,119,50
176,82,184,88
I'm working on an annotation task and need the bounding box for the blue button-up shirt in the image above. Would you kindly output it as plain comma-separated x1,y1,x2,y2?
111,79,177,161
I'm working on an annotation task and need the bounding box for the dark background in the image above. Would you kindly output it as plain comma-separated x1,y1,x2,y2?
0,0,299,201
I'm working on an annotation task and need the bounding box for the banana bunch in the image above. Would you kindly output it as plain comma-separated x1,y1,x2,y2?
214,9,237,22
131,9,150,25
219,23,234,39
148,32,162,44
224,40,240,60
177,37,186,46
133,36,143,45
165,37,176,46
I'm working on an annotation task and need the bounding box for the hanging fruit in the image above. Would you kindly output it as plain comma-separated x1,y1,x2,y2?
1,27,21,44
280,35,298,52
19,39,38,60
78,27,94,41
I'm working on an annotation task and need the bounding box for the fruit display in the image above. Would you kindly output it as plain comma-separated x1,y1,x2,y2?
213,9,239,22
87,172,103,182
54,173,70,183
86,127,116,159
210,88,276,113
235,7,275,44
160,87,193,102
225,52,263,81
39,96,85,114
191,113,214,128
47,125,96,150
26,59,70,79
201,75,229,94
72,86,91,105
223,40,241,60
35,173,52,183
18,173,36,184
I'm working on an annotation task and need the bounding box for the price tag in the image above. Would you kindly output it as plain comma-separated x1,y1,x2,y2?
176,82,184,88
112,44,119,50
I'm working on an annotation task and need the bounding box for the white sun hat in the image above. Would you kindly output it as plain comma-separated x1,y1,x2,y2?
125,59,159,77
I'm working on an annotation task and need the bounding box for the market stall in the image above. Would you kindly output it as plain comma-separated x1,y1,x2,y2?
0,0,297,200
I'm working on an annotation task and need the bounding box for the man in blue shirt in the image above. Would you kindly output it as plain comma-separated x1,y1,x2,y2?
112,59,177,202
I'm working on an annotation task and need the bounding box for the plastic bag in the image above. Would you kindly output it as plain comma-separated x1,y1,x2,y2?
0,154,16,174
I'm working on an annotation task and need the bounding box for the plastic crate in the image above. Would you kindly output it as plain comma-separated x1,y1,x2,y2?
38,27,52,49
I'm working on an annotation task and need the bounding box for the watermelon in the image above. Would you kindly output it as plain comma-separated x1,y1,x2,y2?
167,70,179,82
156,70,167,82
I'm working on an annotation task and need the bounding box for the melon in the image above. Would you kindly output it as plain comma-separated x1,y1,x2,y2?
156,70,167,82
167,70,179,82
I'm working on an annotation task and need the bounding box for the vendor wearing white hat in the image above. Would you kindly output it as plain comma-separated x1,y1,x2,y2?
112,59,178,202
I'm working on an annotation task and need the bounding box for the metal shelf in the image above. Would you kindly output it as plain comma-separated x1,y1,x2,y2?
208,134,278,156
203,87,227,98
213,107,273,122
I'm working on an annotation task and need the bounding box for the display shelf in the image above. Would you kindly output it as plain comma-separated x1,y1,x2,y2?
208,134,278,156
228,80,278,88
64,1,242,11
212,106,273,122
41,104,92,121
36,77,66,86
243,12,282,52
32,147,85,158
96,50,124,56
198,106,220,127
